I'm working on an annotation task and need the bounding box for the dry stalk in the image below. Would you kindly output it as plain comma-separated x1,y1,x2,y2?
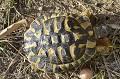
0,18,34,39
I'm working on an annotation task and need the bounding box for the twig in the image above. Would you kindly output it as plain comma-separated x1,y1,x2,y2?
0,18,34,39
102,56,112,79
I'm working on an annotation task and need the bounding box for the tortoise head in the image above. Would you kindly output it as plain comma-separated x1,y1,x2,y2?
82,10,111,38
94,25,110,38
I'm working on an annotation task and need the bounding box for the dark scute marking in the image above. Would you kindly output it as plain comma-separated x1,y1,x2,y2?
31,47,39,54
57,34,62,44
69,33,75,45
67,17,86,33
41,35,45,43
74,46,86,60
44,35,51,45
86,48,96,56
49,36,52,45
32,35,40,42
87,35,96,42
72,14,79,18
44,50,49,58
79,46,86,58
61,48,67,63
40,35,51,45
39,51,49,61
85,25,93,32
45,63,53,72
58,17,66,33
36,45,41,53
75,35,88,44
64,34,69,42
54,65,62,73
35,25,43,35
37,39,43,47
31,22,40,31
50,18,55,34
67,17,74,28
52,46,62,64
51,34,58,45
51,52,59,64
62,44,74,63
39,35,44,45
46,45,63,64
77,27,87,34
42,45,50,51
38,59,45,69
38,57,50,69
69,22,87,34
53,55,62,64
25,30,34,37
73,47,80,60
46,46,61,64
56,17,64,30
44,19,53,33
29,55,38,63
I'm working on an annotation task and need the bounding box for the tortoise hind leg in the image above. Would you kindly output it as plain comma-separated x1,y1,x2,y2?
96,37,111,55
96,37,111,46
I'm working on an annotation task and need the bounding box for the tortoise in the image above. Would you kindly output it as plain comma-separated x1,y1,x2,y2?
24,10,110,73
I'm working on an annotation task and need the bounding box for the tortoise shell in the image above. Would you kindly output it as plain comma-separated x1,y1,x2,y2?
24,13,96,73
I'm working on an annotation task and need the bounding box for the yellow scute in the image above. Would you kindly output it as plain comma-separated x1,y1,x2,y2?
69,44,76,60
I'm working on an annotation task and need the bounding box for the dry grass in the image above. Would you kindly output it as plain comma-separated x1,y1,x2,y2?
0,0,120,79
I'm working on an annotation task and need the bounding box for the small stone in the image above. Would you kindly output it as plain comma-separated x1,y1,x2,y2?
79,68,93,79
38,7,43,10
